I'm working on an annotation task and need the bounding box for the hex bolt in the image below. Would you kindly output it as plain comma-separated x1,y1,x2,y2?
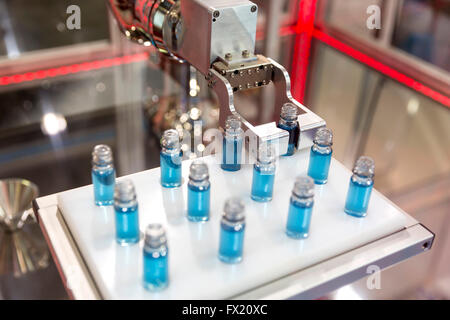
169,13,179,24
242,50,250,58
225,53,232,61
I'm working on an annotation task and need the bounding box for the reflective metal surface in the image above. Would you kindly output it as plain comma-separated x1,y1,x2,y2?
0,178,38,231
0,221,49,277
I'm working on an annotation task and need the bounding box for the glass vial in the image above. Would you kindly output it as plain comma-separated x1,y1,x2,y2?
187,160,211,222
277,102,299,156
307,127,333,184
114,180,140,245
251,143,276,202
92,144,115,206
344,156,375,217
286,176,315,239
218,198,246,263
160,129,182,188
143,224,169,291
221,115,244,171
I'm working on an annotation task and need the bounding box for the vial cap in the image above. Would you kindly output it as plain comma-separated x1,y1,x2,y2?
144,224,167,248
189,160,209,181
258,143,275,164
114,179,136,203
225,115,242,132
292,176,315,198
314,127,333,146
353,156,375,177
161,129,180,149
92,144,113,165
280,103,298,122
223,197,245,222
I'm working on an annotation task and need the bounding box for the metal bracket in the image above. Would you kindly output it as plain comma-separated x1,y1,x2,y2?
207,55,325,156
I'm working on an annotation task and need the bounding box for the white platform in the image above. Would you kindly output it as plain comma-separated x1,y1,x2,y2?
57,149,407,299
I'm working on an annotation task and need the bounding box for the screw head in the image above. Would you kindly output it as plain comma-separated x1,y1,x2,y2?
213,10,220,18
169,13,179,24
251,5,257,13
225,53,232,61
242,49,250,58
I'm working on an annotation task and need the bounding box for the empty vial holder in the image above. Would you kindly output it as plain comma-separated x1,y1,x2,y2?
91,144,115,206
143,224,169,291
277,102,299,156
307,127,333,184
344,156,375,217
286,176,315,239
187,160,211,222
221,115,244,171
218,198,246,263
114,180,140,245
251,144,276,202
160,129,182,188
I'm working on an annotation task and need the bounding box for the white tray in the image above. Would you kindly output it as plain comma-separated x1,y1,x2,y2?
57,149,407,299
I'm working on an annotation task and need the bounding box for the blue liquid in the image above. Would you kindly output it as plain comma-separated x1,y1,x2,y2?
187,184,210,222
221,137,243,171
218,223,245,263
277,122,299,156
344,179,373,217
160,151,182,188
251,165,275,202
114,205,140,245
307,147,332,184
286,199,313,239
143,248,169,291
92,168,115,206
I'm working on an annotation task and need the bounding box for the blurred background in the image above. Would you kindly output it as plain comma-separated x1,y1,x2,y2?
0,0,448,299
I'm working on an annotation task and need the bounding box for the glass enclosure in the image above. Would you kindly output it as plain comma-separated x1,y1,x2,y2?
0,0,449,300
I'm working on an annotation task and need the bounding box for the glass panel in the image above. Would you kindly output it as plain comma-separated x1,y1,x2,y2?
308,42,450,196
0,0,110,57
320,0,382,38
0,50,218,196
392,0,450,72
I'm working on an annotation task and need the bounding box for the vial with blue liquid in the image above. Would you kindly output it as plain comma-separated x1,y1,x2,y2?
307,127,333,184
218,198,246,264
160,129,182,188
187,160,211,222
143,224,169,291
251,143,276,202
114,180,140,245
277,102,299,156
91,144,115,206
221,115,244,171
344,156,375,217
286,176,315,239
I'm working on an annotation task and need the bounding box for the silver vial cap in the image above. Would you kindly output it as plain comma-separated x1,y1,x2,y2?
258,143,275,164
144,224,167,249
353,156,375,178
189,160,209,181
114,179,136,203
280,103,298,122
223,197,245,223
161,129,180,149
292,176,315,198
225,115,242,133
92,144,113,165
314,127,333,146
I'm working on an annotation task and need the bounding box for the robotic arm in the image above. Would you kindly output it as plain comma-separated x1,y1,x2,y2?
107,0,324,155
